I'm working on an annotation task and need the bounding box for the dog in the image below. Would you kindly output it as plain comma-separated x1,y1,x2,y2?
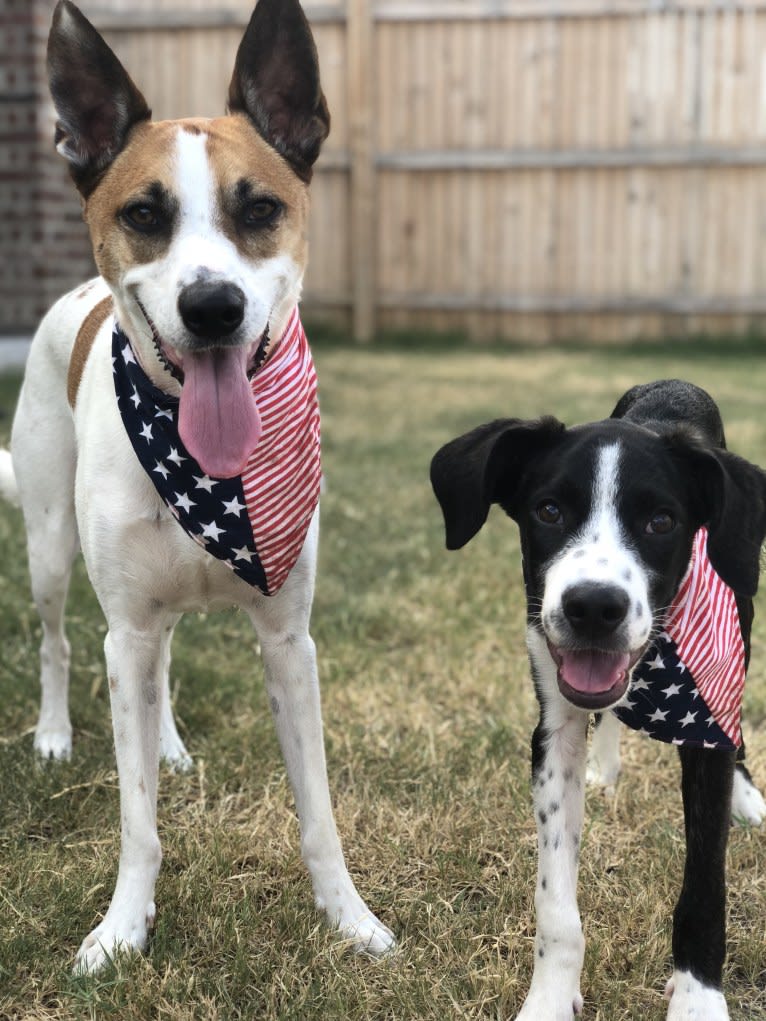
0,0,394,972
431,379,766,1020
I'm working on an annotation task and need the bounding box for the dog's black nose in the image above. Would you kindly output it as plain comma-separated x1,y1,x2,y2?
178,282,246,340
561,582,629,638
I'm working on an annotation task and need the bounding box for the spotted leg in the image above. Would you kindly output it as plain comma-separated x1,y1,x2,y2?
75,620,166,972
515,693,589,1021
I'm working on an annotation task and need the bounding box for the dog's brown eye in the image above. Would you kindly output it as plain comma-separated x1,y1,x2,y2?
646,511,675,535
244,198,281,226
536,501,562,525
122,204,163,233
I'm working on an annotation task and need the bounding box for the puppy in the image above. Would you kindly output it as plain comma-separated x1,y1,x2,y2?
431,379,766,1020
1,0,393,972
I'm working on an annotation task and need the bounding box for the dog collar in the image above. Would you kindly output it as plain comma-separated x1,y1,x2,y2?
112,308,321,596
614,527,745,750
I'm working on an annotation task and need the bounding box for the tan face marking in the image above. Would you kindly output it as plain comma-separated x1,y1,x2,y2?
205,115,309,269
83,116,309,286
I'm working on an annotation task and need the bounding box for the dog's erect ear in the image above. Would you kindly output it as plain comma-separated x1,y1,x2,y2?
227,0,330,182
668,434,766,598
430,417,565,550
47,1,151,197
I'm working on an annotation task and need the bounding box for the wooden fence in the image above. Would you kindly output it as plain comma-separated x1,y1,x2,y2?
84,2,766,339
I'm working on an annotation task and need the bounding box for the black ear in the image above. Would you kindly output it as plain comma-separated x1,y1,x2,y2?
227,0,330,182
430,416,565,550
668,434,766,597
47,1,151,197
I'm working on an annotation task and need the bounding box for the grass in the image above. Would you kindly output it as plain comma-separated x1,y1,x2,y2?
1,335,766,1020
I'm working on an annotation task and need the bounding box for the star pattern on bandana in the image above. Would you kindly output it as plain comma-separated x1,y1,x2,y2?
614,634,735,749
112,327,269,593
111,314,321,597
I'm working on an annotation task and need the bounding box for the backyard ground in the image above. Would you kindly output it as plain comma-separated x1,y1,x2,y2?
0,334,765,1020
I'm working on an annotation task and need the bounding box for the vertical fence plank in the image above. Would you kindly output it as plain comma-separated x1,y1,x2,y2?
347,0,376,341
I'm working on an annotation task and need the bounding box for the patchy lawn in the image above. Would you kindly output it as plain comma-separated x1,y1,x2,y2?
0,336,765,1020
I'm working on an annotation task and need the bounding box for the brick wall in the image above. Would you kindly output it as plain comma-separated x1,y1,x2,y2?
0,0,95,334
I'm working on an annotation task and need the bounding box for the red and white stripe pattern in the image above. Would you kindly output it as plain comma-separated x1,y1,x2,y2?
242,307,321,594
665,526,745,746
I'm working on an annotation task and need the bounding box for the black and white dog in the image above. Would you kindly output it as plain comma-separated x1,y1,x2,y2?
431,380,766,1020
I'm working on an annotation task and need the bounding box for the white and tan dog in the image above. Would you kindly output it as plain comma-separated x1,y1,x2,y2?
0,0,394,972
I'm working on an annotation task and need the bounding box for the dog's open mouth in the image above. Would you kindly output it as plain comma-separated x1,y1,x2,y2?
547,641,646,710
137,301,270,480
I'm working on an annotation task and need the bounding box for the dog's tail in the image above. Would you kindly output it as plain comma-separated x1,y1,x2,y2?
0,450,19,506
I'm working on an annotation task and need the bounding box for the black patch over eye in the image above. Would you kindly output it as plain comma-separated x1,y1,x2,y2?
121,202,166,234
536,500,562,525
242,197,282,227
645,511,675,535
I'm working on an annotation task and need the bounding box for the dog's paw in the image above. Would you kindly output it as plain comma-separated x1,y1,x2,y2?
586,713,621,791
159,732,193,773
515,988,583,1020
585,755,619,791
74,901,156,974
665,971,729,1020
731,768,766,827
34,726,72,762
338,909,396,956
321,886,395,956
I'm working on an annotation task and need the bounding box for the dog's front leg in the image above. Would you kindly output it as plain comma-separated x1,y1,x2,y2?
75,622,166,973
253,560,394,955
259,626,395,954
665,747,734,1021
516,692,588,1020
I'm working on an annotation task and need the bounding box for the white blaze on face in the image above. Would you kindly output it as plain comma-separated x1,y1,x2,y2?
171,127,300,341
541,442,652,655
170,131,262,478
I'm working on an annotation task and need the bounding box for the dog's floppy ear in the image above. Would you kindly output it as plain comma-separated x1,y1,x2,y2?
668,434,766,597
47,1,151,197
430,417,565,550
227,0,330,182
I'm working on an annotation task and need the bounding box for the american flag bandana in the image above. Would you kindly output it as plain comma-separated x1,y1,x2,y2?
112,308,321,596
614,527,745,750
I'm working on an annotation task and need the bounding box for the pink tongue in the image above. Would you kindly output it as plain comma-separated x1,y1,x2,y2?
178,345,261,479
558,649,630,694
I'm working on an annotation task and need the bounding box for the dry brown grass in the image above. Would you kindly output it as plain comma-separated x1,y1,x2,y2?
0,336,765,1020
